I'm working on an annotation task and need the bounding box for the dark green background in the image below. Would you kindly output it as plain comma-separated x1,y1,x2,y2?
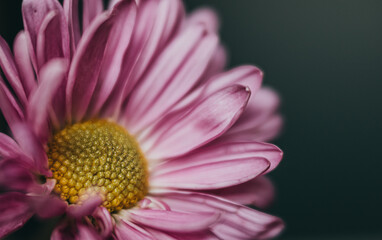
1,0,382,239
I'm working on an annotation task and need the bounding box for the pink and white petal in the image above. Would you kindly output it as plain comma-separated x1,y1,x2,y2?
0,192,33,239
208,176,275,208
67,195,103,218
114,219,155,240
129,209,219,233
0,80,24,133
153,141,282,176
88,0,137,116
0,159,34,191
36,11,68,68
145,85,250,159
82,0,104,31
185,7,220,33
11,123,50,176
104,0,184,117
151,157,269,190
125,24,218,133
0,37,28,106
32,195,67,219
13,31,36,97
28,59,68,141
63,0,80,53
152,190,284,240
22,0,67,69
66,10,116,122
92,207,114,238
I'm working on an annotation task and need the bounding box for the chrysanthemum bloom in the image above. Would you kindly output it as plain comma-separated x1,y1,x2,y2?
0,0,284,239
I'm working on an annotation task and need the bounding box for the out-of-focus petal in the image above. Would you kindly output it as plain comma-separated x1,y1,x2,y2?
63,0,80,53
67,195,103,218
13,31,36,97
0,192,33,239
0,37,28,106
51,221,102,240
82,0,104,31
185,7,219,33
32,194,67,219
0,133,25,160
125,24,218,132
145,85,250,159
0,80,24,134
0,159,34,191
27,58,68,141
128,209,219,233
208,176,275,208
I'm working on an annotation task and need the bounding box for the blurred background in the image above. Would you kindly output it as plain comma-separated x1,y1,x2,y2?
1,0,382,239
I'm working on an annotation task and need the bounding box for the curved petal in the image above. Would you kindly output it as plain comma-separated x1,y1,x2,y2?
0,37,28,106
66,9,116,122
51,221,102,240
152,190,284,240
145,85,250,159
185,7,220,33
0,133,25,160
114,220,155,240
208,176,275,208
67,195,103,218
153,141,282,176
151,157,269,190
27,58,68,141
32,194,67,219
129,209,219,233
0,159,34,191
92,207,114,238
0,192,33,239
13,31,36,97
125,24,218,133
36,11,69,68
22,0,68,70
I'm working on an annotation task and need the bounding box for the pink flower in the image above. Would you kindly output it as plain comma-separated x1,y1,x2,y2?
0,0,283,239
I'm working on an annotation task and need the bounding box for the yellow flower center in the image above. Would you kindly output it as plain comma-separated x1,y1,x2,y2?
47,120,148,212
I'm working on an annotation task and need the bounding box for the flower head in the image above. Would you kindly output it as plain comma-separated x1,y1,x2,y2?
0,0,283,239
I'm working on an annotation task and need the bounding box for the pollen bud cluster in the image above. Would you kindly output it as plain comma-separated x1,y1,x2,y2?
47,120,148,212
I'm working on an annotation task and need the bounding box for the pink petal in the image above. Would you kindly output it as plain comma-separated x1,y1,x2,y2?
114,220,155,240
154,141,282,176
67,195,103,218
208,176,275,208
0,192,33,239
129,209,219,233
202,44,227,82
92,207,113,238
102,0,184,117
63,0,80,53
66,10,116,122
76,225,102,240
153,190,284,240
0,133,25,160
185,7,220,33
13,31,36,97
36,11,69,68
0,36,28,106
151,157,269,190
27,59,68,141
88,0,137,116
22,0,67,70
0,80,24,134
82,0,104,31
32,195,67,219
145,85,250,159
51,222,102,240
11,123,50,176
0,159,34,191
125,24,218,133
